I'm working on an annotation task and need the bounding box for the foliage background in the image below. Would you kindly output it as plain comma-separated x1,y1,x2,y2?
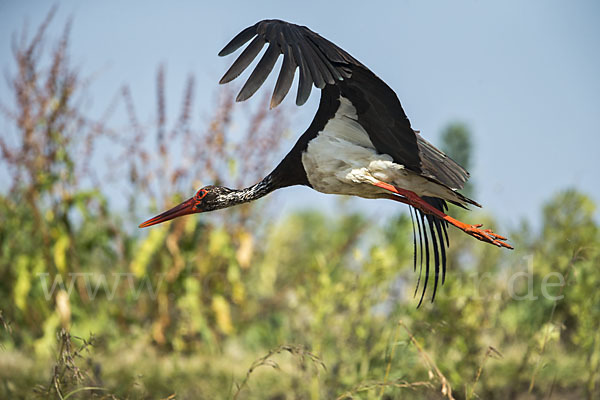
1,8,599,400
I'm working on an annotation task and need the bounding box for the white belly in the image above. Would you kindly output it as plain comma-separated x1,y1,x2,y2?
301,96,456,201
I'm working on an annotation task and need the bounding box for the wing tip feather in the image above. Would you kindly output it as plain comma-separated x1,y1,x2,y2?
218,19,358,107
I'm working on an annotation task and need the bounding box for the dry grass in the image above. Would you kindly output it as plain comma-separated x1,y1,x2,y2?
233,345,326,399
33,330,112,399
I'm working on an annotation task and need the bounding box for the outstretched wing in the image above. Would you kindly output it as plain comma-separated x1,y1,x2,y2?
218,19,469,189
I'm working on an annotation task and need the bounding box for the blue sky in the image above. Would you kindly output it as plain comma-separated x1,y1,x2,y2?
1,0,599,230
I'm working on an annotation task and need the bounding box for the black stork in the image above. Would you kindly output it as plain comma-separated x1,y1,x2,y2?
140,20,513,304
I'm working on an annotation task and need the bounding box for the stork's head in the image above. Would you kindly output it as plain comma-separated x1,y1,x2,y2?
139,185,233,228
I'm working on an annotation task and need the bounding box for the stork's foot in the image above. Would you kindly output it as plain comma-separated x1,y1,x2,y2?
463,224,513,249
371,181,514,250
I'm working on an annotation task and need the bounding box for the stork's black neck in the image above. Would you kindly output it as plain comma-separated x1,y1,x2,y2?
263,84,341,189
230,175,278,204
214,85,342,209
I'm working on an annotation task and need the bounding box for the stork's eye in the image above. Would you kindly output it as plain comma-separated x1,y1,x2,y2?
195,189,208,201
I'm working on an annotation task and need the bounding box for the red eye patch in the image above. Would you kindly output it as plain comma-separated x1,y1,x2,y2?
195,190,208,201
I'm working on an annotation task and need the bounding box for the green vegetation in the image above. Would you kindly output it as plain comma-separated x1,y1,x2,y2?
1,10,599,400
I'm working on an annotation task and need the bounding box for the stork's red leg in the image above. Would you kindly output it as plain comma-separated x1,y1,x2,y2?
372,181,513,249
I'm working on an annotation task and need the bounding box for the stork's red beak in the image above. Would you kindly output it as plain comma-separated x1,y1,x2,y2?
139,197,197,228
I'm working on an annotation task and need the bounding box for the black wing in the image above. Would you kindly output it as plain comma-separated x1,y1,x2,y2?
218,19,470,303
218,19,469,188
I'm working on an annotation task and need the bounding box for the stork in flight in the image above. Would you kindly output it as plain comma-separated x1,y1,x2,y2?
140,20,513,304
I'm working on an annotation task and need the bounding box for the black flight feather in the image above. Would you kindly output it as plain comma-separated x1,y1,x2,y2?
270,43,296,108
427,216,441,302
410,198,450,306
413,206,425,297
417,211,430,308
409,207,417,274
219,36,265,84
218,24,258,57
237,43,280,102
